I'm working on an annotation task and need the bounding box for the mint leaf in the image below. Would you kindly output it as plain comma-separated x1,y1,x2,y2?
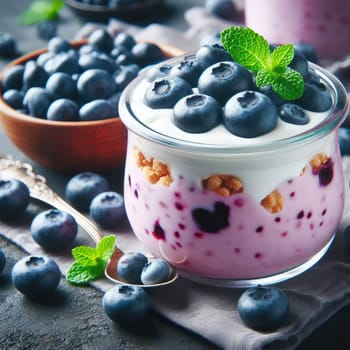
66,234,116,285
19,0,64,25
271,69,304,100
220,26,305,100
96,235,116,263
221,26,270,73
71,246,98,267
66,261,105,285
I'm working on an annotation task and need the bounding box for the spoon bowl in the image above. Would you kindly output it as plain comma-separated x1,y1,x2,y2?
0,155,178,287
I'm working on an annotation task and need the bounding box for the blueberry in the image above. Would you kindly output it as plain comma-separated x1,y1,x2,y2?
44,52,80,75
114,65,138,91
144,77,193,109
237,285,289,331
23,60,49,90
79,51,116,73
89,191,125,229
0,179,30,221
102,285,150,324
195,44,232,69
23,87,52,118
115,52,137,66
204,0,237,21
37,21,58,40
0,32,17,58
113,32,136,50
11,255,61,298
1,65,25,91
200,32,222,47
31,209,77,251
79,99,117,121
224,91,278,138
108,91,122,114
339,127,350,156
295,81,332,112
198,61,254,105
88,28,114,53
47,98,79,121
131,42,164,67
77,68,116,102
117,252,148,284
173,94,222,133
46,72,77,99
170,58,202,87
258,86,285,106
0,248,6,274
146,64,172,82
47,36,71,53
3,89,24,109
289,50,309,78
278,103,309,125
141,258,171,285
294,43,318,63
65,172,110,212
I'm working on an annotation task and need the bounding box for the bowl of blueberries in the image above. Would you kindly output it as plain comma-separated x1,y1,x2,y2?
64,0,166,23
0,28,182,173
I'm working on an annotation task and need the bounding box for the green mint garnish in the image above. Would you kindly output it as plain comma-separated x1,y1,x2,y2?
66,235,116,285
221,26,304,100
19,0,64,25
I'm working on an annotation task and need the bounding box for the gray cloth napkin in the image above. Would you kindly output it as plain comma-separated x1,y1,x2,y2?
2,6,350,350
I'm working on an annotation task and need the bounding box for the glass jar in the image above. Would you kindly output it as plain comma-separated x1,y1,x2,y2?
119,55,349,287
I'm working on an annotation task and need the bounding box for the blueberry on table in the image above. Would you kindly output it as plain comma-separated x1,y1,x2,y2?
31,209,78,251
89,191,125,229
278,103,309,125
37,21,58,41
79,99,117,121
195,44,232,69
0,248,6,274
65,172,110,212
198,61,254,105
173,94,222,133
0,179,30,221
238,285,289,331
144,77,193,109
0,32,17,58
117,252,148,284
339,127,350,156
141,258,171,285
12,255,61,298
23,87,52,119
223,91,278,138
102,285,150,324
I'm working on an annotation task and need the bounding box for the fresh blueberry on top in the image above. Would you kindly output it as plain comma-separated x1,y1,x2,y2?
278,103,309,125
117,252,148,284
47,98,79,121
237,285,289,331
23,87,52,118
79,99,117,121
11,255,61,298
102,285,150,324
31,209,78,251
141,258,171,285
172,93,222,133
223,91,278,138
65,172,110,212
170,58,203,86
89,191,125,229
195,44,232,69
144,77,193,109
0,178,30,221
198,61,254,105
294,42,318,63
289,50,309,78
146,64,172,82
0,248,6,274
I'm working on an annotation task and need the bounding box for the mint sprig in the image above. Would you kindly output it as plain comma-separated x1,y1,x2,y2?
19,0,64,25
221,26,304,100
66,235,116,285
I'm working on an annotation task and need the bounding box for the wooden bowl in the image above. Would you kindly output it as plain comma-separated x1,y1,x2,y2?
0,41,182,174
64,0,167,23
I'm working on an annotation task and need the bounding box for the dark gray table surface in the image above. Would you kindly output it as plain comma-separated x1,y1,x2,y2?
1,1,350,349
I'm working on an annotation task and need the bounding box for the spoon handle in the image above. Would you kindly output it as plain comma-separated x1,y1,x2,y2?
0,155,103,244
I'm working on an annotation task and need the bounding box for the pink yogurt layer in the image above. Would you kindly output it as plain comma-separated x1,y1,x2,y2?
245,0,350,60
124,145,345,280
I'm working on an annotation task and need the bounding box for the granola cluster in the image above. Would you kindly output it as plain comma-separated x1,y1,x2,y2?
202,174,243,197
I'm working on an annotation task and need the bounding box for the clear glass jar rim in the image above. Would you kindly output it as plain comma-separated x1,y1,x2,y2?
119,56,349,155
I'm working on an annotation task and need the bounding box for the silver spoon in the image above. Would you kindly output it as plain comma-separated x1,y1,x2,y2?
0,155,178,287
